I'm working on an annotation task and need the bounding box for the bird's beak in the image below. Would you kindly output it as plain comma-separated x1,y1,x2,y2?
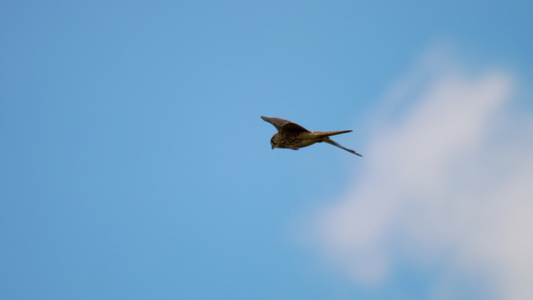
271,145,275,149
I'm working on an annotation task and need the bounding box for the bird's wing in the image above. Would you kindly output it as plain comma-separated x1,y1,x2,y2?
323,138,363,157
260,116,309,133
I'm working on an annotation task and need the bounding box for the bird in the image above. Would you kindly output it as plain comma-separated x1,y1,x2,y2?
261,116,362,157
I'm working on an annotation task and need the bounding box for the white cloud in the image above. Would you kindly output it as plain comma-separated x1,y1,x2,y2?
312,47,533,299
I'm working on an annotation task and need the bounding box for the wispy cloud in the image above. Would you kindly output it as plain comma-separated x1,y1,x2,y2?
312,46,533,299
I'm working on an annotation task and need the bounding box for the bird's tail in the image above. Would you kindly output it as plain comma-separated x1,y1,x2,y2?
312,130,352,138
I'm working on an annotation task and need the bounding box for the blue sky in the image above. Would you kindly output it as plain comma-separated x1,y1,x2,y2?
1,1,532,299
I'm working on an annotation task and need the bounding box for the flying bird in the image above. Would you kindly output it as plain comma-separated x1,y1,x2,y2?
261,116,362,157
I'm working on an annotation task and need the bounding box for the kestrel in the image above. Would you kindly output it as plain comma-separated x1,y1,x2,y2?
261,116,362,157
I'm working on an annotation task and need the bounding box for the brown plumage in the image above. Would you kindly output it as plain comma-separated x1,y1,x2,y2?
261,116,362,157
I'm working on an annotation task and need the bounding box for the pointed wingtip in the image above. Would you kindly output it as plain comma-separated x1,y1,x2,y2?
351,150,363,157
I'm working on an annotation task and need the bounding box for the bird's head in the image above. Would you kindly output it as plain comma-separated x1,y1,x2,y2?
270,133,279,149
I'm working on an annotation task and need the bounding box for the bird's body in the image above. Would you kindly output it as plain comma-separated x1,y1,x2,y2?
261,116,362,157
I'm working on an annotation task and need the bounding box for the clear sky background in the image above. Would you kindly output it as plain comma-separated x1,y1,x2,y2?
1,1,532,299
